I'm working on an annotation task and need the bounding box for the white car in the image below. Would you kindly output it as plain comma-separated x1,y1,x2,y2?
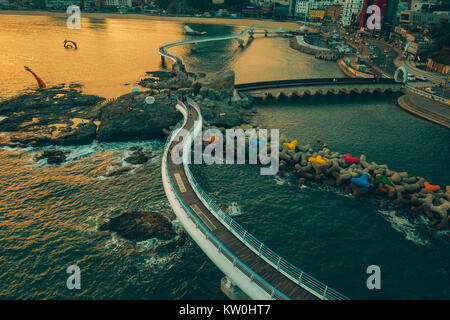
416,75,427,81
407,74,416,82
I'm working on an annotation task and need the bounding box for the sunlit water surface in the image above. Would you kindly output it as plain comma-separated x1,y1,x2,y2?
0,14,449,299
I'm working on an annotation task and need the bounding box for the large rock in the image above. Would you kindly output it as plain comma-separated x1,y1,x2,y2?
98,211,176,242
124,151,156,164
0,87,103,147
97,92,181,142
35,150,67,164
193,70,235,94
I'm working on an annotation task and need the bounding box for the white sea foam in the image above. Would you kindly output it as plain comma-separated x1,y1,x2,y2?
226,202,242,216
378,210,430,246
273,175,286,185
104,232,130,249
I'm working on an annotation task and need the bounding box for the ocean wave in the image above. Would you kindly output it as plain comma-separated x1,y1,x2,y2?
378,210,430,246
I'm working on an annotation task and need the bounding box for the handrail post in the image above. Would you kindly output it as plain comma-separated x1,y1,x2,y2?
298,271,303,285
323,286,328,300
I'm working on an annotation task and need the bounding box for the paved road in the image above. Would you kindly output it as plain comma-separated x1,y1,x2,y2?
398,94,450,129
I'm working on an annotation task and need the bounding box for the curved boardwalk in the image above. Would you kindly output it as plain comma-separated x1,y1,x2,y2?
162,99,349,300
159,27,285,67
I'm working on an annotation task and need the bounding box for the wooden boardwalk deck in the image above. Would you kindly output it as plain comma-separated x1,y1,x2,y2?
166,103,319,300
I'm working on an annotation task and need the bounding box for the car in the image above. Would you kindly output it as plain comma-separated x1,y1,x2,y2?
416,75,427,81
407,74,416,82
424,87,436,94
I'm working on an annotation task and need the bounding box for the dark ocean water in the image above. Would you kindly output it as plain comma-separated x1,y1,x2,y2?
0,15,449,300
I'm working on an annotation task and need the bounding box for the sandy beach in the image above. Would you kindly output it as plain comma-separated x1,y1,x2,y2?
0,10,301,30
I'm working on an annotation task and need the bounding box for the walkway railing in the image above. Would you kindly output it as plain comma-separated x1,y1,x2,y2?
163,102,290,300
166,99,349,300
159,27,285,66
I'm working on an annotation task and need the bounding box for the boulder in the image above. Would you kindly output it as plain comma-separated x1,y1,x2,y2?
97,93,181,142
35,149,67,164
98,211,176,242
125,151,155,164
193,70,235,95
105,167,132,177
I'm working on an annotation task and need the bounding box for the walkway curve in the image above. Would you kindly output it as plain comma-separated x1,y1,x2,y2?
158,26,286,68
161,98,349,300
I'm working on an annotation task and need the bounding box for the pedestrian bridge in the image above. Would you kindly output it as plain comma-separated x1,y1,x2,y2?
161,98,349,300
235,77,402,99
159,27,286,69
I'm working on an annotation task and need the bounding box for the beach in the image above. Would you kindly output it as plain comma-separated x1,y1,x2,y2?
0,10,301,30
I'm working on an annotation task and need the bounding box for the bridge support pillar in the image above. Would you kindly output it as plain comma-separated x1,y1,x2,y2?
249,31,254,39
161,55,165,66
264,30,268,37
220,276,250,300
238,38,244,48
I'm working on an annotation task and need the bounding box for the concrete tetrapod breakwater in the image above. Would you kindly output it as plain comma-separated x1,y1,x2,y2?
274,133,450,232
198,122,449,233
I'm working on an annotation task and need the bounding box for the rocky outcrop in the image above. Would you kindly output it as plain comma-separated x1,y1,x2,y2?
0,86,103,148
96,92,181,142
0,69,254,147
98,211,176,242
35,150,67,164
104,167,132,177
193,70,235,95
124,151,156,164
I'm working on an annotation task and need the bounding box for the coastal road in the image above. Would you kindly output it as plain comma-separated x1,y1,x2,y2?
398,94,450,129
370,40,448,84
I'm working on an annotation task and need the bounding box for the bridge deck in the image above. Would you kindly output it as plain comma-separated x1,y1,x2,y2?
166,104,318,300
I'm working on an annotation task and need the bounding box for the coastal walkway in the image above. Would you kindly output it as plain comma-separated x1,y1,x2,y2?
161,99,349,300
158,27,286,69
234,77,402,98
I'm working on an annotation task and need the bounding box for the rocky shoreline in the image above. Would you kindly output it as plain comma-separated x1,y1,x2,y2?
0,69,253,149
1,67,448,235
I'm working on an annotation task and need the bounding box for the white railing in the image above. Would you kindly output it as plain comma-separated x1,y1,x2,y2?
165,99,349,300
404,85,450,106
163,102,290,300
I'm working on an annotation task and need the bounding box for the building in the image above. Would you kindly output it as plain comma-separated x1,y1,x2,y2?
46,0,82,8
341,0,364,27
399,10,450,25
295,0,310,18
410,0,439,12
103,0,131,7
325,5,342,22
309,9,326,20
309,0,335,10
